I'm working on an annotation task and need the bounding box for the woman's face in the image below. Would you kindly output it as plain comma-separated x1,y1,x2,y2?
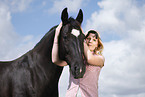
86,33,98,51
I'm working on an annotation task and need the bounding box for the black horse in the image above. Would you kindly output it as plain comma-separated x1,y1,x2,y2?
0,8,86,97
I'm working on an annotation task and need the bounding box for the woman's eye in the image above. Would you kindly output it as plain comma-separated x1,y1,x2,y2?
93,39,96,41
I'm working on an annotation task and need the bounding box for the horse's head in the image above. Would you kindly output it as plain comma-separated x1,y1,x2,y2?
58,8,86,79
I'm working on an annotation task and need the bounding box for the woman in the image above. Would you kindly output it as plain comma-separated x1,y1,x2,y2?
52,24,105,97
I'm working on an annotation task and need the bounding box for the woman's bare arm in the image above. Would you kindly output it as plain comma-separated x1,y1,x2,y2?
52,23,67,66
84,42,105,68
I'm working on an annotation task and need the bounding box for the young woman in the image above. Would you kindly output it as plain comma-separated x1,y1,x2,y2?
52,24,105,97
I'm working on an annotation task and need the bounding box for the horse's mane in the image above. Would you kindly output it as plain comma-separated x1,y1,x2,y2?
34,25,58,48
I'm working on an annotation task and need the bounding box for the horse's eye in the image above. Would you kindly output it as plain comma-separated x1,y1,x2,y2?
63,35,69,42
64,36,67,39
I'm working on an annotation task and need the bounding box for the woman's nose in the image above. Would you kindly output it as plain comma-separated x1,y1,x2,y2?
89,38,93,42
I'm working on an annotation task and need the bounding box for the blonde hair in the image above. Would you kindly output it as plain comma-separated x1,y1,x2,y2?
85,30,104,55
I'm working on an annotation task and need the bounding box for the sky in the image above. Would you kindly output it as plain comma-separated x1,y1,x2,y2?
0,0,145,97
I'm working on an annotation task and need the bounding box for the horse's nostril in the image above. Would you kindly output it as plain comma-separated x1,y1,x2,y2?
75,66,79,72
75,66,77,71
74,65,79,72
80,69,82,73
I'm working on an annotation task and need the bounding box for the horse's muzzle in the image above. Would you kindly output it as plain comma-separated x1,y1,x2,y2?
71,62,86,79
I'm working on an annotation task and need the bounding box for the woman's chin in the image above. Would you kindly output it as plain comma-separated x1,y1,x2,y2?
89,48,95,51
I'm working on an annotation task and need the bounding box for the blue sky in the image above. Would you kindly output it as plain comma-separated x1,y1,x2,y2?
0,0,145,97
10,0,102,36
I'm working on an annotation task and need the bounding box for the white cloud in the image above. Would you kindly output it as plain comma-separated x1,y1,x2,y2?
48,0,83,13
99,39,145,97
85,0,145,37
0,2,19,59
0,0,33,13
85,11,125,34
0,0,34,60
10,0,33,12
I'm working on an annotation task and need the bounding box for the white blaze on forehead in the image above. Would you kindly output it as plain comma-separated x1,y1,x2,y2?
71,29,80,37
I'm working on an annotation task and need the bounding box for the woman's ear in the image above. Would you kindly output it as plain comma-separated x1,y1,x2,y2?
76,9,83,24
61,8,68,25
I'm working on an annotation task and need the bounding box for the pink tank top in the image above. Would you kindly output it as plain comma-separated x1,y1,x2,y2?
65,55,102,97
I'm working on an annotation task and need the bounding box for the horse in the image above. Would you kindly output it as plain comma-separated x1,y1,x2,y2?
0,8,86,97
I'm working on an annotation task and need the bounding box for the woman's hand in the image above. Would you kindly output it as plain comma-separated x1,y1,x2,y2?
84,42,105,68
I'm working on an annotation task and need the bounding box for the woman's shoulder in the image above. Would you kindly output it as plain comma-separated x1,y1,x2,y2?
99,54,105,61
94,53,105,62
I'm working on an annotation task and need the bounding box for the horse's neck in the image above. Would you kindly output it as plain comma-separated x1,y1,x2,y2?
30,26,63,83
33,26,56,58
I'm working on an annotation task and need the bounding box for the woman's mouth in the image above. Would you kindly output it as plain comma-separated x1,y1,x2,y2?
88,43,92,46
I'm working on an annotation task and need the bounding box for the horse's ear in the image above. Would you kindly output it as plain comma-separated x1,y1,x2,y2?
61,8,68,25
76,9,83,24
